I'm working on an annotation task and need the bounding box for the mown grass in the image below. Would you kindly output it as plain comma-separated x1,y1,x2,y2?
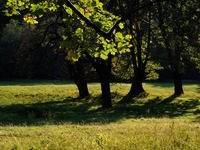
0,80,199,149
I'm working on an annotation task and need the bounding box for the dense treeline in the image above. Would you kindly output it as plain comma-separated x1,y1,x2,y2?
1,0,199,108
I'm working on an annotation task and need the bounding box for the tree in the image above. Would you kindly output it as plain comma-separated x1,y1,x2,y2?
154,0,200,95
127,1,152,96
3,0,126,108
59,1,131,108
3,0,167,108
106,0,155,97
38,15,90,98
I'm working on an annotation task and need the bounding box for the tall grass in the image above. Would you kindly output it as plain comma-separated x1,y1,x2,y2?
0,120,200,150
0,80,199,149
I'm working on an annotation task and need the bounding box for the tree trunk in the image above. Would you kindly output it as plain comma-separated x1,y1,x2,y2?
156,2,184,96
84,52,112,109
99,57,112,109
127,12,146,97
100,76,112,108
74,76,89,99
66,59,89,99
173,70,184,96
128,70,145,96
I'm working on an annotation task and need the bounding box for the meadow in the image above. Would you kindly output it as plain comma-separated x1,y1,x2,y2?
0,80,199,149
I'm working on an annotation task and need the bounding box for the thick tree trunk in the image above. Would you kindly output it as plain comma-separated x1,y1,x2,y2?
129,79,144,95
128,70,145,96
84,52,112,109
99,58,112,109
100,76,112,108
74,76,89,99
66,59,89,99
173,70,184,96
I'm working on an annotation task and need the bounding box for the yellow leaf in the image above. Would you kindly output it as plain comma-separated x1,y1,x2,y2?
23,14,38,24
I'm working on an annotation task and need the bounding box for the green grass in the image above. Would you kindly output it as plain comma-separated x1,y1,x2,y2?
0,80,199,149
1,120,200,150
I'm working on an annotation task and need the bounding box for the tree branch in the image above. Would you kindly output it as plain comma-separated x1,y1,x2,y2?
64,0,110,39
108,0,167,35
65,0,167,40
84,51,101,73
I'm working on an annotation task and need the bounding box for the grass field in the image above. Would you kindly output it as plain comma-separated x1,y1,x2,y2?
0,80,199,149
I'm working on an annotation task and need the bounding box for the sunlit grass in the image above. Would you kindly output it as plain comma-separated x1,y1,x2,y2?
0,80,199,149
0,119,200,150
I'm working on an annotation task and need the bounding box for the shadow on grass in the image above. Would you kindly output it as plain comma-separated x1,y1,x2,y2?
148,80,200,88
0,94,199,126
0,79,75,86
141,95,199,117
117,94,199,117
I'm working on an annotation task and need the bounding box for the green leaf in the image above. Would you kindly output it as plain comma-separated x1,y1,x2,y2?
75,28,83,35
30,4,39,12
18,1,25,7
63,5,73,16
119,48,130,54
117,42,124,48
107,44,112,49
62,35,68,40
100,53,108,60
115,32,123,41
118,22,124,29
94,52,99,58
125,34,132,40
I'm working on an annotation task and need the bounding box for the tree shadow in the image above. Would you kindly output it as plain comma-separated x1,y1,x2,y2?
117,94,200,118
0,79,75,86
0,93,199,126
139,95,199,117
157,94,178,105
0,94,123,125
118,92,148,104
0,96,99,125
193,109,200,122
